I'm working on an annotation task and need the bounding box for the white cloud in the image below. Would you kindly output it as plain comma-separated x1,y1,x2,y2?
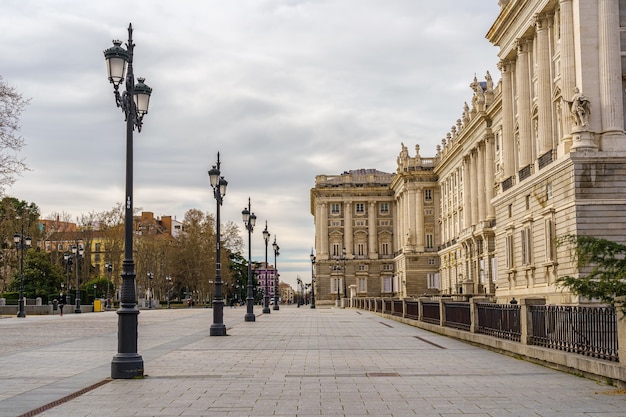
1,0,501,289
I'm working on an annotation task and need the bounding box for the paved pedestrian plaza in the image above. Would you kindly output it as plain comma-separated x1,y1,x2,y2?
0,304,624,416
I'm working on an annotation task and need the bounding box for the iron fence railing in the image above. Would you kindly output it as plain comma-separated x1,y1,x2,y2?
476,303,521,342
444,302,471,331
528,305,618,362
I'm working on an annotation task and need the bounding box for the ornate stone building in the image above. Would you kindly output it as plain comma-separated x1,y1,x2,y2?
312,0,626,305
391,145,440,297
310,170,395,304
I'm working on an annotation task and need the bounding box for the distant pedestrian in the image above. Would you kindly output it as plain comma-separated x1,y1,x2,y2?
58,299,64,316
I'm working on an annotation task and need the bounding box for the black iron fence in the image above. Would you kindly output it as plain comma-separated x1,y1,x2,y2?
354,297,619,363
529,305,618,362
476,303,521,342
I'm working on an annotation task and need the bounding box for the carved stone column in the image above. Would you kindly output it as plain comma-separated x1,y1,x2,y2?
559,0,576,154
498,60,516,181
535,13,554,156
476,143,486,222
598,0,625,149
415,188,424,250
516,39,532,169
320,203,328,256
463,158,471,229
344,202,352,257
368,202,377,258
485,134,495,220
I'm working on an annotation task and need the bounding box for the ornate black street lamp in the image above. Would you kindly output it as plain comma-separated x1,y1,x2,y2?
64,253,72,305
310,248,316,309
104,23,152,379
13,227,31,318
208,153,228,336
262,222,271,314
166,276,172,309
147,272,153,309
296,277,302,307
72,242,84,314
105,262,113,310
272,236,279,311
242,198,257,322
341,248,347,306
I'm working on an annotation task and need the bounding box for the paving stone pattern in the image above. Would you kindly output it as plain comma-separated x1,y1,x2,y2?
0,306,624,416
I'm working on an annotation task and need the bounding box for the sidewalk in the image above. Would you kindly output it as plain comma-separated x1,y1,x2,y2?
1,305,624,417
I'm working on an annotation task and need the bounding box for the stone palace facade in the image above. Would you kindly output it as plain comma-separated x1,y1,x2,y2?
310,0,626,304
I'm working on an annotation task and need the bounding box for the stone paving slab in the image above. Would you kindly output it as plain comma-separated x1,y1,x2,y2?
0,305,624,417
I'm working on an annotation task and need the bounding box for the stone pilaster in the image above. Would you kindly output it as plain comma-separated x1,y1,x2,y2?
368,202,377,259
498,60,516,181
516,39,532,169
598,0,625,150
535,13,554,155
344,202,352,257
477,143,486,222
558,0,575,155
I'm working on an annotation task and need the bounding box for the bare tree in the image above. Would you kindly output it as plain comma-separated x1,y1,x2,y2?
0,76,29,194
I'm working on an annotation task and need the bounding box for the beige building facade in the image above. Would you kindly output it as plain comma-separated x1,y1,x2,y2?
310,170,396,304
311,0,626,305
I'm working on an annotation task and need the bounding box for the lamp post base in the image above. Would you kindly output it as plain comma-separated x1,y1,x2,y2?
210,323,226,336
273,304,279,311
245,313,256,322
111,353,144,379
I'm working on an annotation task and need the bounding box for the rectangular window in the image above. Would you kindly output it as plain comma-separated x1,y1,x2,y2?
424,189,432,200
383,276,392,292
332,243,340,257
355,203,364,213
545,218,555,262
331,203,340,214
505,234,514,268
58,243,64,251
427,273,440,289
508,204,513,218
426,234,433,249
381,242,389,255
332,278,342,294
357,243,365,256
525,195,531,210
380,202,389,213
428,258,435,265
521,226,532,265
358,277,367,292
546,183,553,200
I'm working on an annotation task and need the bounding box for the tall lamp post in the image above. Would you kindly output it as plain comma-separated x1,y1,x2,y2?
310,248,316,309
272,236,279,311
104,23,152,379
72,242,84,314
13,227,31,318
105,262,113,310
166,276,172,309
296,277,302,307
262,222,271,314
208,152,228,336
242,198,257,322
147,272,153,309
342,248,347,306
64,253,72,305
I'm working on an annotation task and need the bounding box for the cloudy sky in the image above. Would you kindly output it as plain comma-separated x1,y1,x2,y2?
1,0,501,290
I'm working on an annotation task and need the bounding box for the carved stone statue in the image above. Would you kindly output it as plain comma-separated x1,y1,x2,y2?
566,87,591,128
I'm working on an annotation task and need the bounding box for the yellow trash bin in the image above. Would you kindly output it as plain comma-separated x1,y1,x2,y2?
94,299,102,312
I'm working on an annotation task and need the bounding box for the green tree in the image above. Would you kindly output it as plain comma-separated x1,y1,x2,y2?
556,235,626,315
8,248,63,300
